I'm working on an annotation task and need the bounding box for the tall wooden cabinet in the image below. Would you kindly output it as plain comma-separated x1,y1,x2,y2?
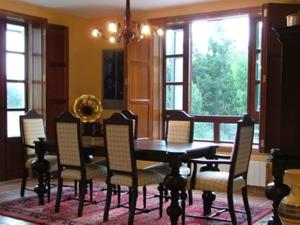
266,25,300,225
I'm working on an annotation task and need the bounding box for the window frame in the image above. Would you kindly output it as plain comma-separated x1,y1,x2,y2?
5,20,28,138
162,9,262,146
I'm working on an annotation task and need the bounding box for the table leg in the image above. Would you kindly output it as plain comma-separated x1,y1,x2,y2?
32,140,50,205
164,158,186,225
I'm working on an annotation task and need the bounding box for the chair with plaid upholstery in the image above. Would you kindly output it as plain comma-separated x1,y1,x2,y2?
55,112,106,217
19,110,57,201
103,112,164,225
186,114,254,225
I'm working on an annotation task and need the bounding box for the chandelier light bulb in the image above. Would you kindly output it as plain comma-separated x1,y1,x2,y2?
156,28,164,36
108,22,118,33
141,24,151,36
109,36,116,43
91,29,100,38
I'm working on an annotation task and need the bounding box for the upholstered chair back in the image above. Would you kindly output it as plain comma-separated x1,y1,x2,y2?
20,110,46,157
56,112,82,167
230,114,254,177
104,113,135,173
165,110,194,144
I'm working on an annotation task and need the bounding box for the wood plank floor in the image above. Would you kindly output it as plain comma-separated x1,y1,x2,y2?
0,178,271,225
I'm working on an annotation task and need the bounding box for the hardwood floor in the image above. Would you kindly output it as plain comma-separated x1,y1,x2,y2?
0,178,271,225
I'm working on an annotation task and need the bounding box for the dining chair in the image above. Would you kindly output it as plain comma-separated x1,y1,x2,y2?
121,109,151,209
186,114,254,225
146,112,193,181
19,109,58,201
103,112,164,225
55,112,106,217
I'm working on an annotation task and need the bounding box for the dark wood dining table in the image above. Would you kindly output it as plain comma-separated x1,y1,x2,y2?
32,137,218,225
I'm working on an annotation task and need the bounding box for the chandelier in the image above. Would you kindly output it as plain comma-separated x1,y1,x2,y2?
91,0,163,43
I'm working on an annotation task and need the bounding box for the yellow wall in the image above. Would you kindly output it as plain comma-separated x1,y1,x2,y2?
1,0,299,121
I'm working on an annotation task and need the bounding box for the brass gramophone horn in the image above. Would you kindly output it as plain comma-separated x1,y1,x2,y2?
73,94,103,123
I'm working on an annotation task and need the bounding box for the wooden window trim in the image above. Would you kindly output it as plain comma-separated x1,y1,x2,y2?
162,8,262,146
150,6,261,26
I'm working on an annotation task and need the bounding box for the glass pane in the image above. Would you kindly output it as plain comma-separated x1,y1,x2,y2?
6,53,25,80
191,17,248,116
6,24,25,52
194,122,214,141
220,123,237,142
166,29,183,55
256,21,262,50
7,111,25,137
166,57,183,82
255,52,261,81
166,85,183,110
7,83,25,109
253,123,259,144
255,83,261,112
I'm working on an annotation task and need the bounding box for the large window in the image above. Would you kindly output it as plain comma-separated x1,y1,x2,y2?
2,21,45,138
6,23,27,137
163,13,262,144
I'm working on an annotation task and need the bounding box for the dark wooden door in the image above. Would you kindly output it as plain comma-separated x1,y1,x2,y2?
260,3,300,152
0,19,25,180
46,24,69,139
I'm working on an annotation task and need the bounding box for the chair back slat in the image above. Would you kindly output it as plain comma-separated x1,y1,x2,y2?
230,114,254,177
164,110,194,144
56,112,83,167
104,113,135,173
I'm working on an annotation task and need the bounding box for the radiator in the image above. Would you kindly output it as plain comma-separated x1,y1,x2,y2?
217,160,267,187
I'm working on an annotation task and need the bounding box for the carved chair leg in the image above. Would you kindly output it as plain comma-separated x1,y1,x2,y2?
242,186,252,225
143,186,147,209
78,180,85,217
103,183,113,221
128,187,138,225
20,168,28,197
89,180,93,202
227,189,237,225
181,189,187,225
55,177,63,213
158,183,164,218
188,189,193,205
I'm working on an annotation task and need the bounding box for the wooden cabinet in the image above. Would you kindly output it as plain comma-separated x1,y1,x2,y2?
266,25,300,225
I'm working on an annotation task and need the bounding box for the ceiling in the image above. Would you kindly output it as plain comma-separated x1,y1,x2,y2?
17,0,222,18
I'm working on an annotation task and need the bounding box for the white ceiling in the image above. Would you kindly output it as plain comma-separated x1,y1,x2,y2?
17,0,222,18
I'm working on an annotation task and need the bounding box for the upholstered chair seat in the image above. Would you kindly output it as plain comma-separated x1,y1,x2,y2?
61,163,107,180
187,171,246,192
111,169,164,187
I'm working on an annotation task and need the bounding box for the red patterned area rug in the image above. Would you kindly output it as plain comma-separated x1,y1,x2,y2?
0,185,271,225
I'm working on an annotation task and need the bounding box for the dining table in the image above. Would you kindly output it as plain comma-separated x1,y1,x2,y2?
32,136,218,225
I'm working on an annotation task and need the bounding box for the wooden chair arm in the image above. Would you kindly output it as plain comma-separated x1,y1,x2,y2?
189,158,232,165
213,154,231,159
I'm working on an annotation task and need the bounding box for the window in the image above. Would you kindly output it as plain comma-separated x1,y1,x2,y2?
163,13,262,144
1,20,45,138
6,23,27,137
